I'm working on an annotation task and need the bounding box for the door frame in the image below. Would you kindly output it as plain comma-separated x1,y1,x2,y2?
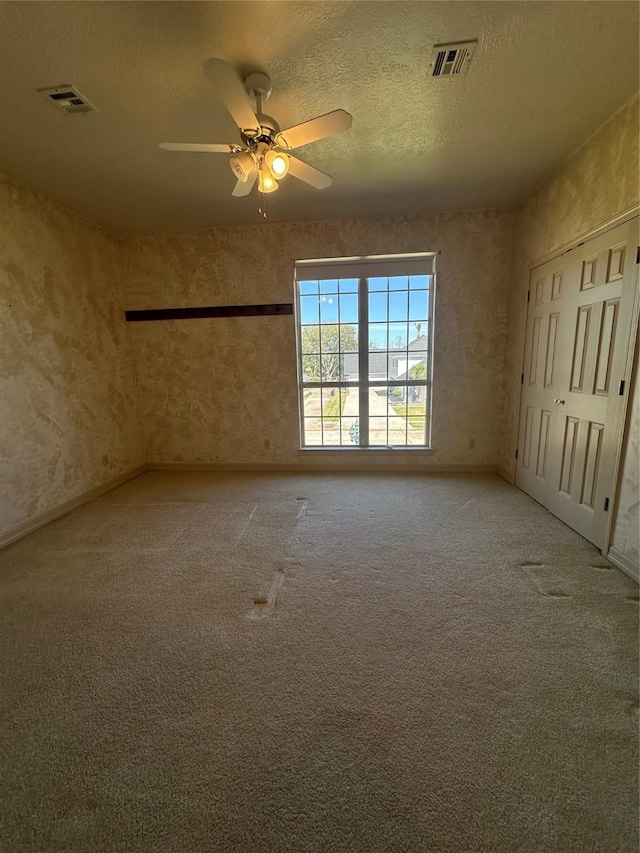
514,206,640,561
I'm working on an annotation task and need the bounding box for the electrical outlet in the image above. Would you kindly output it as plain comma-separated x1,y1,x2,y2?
468,438,476,450
263,439,271,450
102,454,109,465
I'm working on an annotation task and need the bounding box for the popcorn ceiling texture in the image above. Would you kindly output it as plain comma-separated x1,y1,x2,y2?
0,175,144,537
501,95,640,568
120,208,514,469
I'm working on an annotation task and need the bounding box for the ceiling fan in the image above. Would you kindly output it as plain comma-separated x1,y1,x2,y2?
160,59,352,204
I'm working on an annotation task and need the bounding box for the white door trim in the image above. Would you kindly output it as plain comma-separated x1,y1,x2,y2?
603,288,639,566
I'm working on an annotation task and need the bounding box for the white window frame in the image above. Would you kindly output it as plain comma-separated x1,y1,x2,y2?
294,253,436,449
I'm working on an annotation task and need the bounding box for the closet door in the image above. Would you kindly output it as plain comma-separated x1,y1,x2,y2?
516,255,572,509
517,217,639,548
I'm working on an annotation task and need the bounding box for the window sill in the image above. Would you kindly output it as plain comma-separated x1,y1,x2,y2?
298,446,434,452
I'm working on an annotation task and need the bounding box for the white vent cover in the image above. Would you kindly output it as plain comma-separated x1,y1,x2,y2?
37,85,97,115
430,41,477,77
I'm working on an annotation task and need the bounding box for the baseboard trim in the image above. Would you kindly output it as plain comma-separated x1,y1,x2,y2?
605,546,639,584
146,462,498,474
0,465,147,550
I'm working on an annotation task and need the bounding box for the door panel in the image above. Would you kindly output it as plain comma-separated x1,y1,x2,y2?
516,257,572,506
517,217,638,548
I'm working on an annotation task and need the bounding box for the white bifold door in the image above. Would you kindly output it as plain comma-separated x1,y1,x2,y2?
516,217,639,549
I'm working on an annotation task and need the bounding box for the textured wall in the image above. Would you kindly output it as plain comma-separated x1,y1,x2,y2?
501,95,639,567
0,175,144,536
121,209,514,468
501,96,639,478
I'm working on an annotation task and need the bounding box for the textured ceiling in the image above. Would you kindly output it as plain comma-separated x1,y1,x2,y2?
0,1,638,234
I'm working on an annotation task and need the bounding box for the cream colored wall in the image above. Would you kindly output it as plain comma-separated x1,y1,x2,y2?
121,209,514,469
0,175,144,536
502,95,639,567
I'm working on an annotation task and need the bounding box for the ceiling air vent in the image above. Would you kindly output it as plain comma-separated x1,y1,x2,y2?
430,40,477,77
37,85,97,115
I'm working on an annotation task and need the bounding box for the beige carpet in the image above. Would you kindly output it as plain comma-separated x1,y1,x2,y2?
1,471,638,852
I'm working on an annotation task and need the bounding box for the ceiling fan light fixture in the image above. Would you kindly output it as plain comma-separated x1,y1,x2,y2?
258,167,278,194
229,151,256,182
265,150,289,179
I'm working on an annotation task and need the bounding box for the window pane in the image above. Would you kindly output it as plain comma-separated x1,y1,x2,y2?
339,278,358,293
303,388,322,419
321,386,342,445
321,354,343,382
301,326,320,355
388,414,408,446
408,418,426,445
320,294,338,323
342,352,359,381
340,323,358,353
409,275,431,289
301,354,320,381
320,325,339,353
409,290,429,322
300,295,319,325
304,417,322,445
368,277,387,291
389,387,427,446
389,290,408,322
322,386,343,418
320,279,339,294
368,416,388,446
369,291,387,322
340,293,358,324
369,323,387,350
340,390,359,445
369,352,390,381
388,322,408,349
299,280,318,295
389,275,408,291
405,352,427,381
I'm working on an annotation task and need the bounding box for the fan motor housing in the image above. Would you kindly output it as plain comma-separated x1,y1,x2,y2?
241,113,280,147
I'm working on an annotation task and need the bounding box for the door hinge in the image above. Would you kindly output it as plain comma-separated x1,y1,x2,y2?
515,448,519,460
521,373,524,384
527,291,530,302
636,245,640,264
619,379,626,396
604,497,610,512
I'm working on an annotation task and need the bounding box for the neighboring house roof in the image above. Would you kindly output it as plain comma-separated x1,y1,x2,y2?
341,334,427,381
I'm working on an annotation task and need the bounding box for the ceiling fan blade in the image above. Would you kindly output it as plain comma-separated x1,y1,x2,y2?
159,142,241,153
205,58,259,132
276,109,352,150
232,170,257,197
287,156,333,190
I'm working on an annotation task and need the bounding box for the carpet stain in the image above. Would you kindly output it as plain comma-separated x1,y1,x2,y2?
296,498,309,520
590,563,613,571
249,568,286,620
520,563,572,599
236,504,258,543
625,594,639,603
540,591,573,599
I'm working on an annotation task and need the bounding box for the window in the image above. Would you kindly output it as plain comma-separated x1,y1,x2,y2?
294,253,435,448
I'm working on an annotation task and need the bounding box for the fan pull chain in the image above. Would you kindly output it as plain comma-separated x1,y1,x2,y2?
258,190,267,219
